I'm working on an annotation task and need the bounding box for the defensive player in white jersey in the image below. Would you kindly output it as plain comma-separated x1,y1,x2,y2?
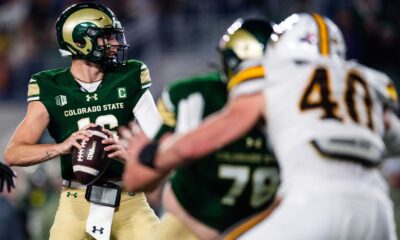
226,13,400,240
120,13,400,240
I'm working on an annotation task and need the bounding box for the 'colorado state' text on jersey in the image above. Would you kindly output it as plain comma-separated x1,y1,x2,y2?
27,60,151,180
156,72,279,231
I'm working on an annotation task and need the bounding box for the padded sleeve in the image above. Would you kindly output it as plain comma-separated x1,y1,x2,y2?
133,90,162,140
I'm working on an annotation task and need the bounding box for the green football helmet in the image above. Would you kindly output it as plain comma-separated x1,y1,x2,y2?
55,2,128,70
218,18,273,80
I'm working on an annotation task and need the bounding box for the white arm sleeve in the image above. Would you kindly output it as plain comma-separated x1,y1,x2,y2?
133,90,162,140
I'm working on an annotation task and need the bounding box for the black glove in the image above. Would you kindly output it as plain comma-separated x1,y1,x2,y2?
0,162,16,193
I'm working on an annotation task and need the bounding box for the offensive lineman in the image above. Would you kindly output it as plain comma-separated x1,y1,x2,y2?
4,3,160,240
120,13,400,240
123,19,280,240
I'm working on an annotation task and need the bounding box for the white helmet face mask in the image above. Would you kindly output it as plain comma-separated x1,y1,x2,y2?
267,13,346,62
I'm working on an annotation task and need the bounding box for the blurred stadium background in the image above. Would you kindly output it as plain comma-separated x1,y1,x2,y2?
0,0,399,239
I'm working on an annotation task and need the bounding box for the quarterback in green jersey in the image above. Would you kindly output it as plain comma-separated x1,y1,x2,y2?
121,18,280,239
5,3,160,240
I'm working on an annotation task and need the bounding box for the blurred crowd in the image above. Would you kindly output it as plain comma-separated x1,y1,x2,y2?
0,0,399,239
0,0,399,100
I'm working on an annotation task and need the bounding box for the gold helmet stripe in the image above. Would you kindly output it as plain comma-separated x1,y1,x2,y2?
227,65,265,91
312,14,330,56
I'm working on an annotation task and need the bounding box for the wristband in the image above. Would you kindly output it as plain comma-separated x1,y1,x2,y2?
138,141,159,169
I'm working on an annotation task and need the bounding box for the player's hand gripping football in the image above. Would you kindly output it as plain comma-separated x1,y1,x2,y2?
0,162,16,193
56,123,96,154
102,128,128,162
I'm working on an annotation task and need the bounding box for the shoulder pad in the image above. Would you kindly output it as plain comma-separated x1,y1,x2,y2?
123,60,152,89
156,90,175,128
348,61,398,108
227,60,264,91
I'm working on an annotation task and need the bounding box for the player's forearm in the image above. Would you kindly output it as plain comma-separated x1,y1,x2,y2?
181,112,250,158
4,143,62,166
123,159,168,192
154,121,236,171
154,111,254,170
153,94,264,171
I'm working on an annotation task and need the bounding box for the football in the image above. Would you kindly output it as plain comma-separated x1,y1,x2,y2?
71,125,110,185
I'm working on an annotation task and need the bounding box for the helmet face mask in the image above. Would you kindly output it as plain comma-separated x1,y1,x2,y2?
56,2,129,70
218,18,272,80
96,27,128,69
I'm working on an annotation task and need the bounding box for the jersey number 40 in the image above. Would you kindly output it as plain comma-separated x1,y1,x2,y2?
300,67,374,130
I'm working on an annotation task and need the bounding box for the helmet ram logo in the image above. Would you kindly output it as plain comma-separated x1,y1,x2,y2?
62,8,113,55
218,18,272,80
225,29,264,61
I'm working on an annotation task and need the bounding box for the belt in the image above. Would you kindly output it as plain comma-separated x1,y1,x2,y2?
62,179,124,189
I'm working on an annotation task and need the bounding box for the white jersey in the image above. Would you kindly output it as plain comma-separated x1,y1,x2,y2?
236,13,398,240
264,56,396,195
235,57,399,240
228,56,399,240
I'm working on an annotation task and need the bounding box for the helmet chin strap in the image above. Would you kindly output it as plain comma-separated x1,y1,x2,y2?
59,49,73,57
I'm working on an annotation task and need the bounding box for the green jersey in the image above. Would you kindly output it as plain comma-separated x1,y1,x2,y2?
27,60,152,180
156,71,280,232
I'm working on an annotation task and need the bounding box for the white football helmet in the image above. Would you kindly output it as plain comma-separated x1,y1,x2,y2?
267,13,346,62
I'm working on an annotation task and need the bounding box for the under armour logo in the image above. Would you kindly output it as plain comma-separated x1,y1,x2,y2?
86,94,98,102
66,192,78,198
92,226,104,235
